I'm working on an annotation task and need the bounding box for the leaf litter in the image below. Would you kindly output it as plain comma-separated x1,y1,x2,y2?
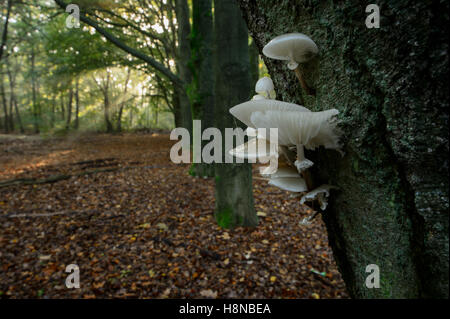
0,133,348,298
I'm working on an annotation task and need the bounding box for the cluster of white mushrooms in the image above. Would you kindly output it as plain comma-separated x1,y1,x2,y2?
229,33,342,225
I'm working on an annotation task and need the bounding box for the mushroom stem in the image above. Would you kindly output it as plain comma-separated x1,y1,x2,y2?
297,144,305,161
297,144,313,191
294,65,316,96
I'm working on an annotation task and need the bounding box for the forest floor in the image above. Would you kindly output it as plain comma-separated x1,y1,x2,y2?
0,133,348,299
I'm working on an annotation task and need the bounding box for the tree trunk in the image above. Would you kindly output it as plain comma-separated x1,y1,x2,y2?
0,0,12,62
74,78,79,129
65,83,73,130
6,65,14,131
103,74,113,133
172,90,182,128
30,45,39,134
60,92,65,120
238,0,449,298
14,98,23,133
213,0,257,228
175,0,193,135
117,68,131,132
0,66,8,133
249,38,259,91
7,61,22,133
153,104,159,126
50,94,56,128
190,0,215,177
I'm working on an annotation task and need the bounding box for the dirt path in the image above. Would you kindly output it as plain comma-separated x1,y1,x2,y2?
0,133,347,298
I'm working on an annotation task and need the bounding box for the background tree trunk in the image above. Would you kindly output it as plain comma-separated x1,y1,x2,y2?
9,61,23,134
60,91,65,120
74,78,79,130
117,69,131,132
50,94,56,128
65,83,73,130
190,0,215,177
6,63,14,131
103,76,113,133
248,38,259,91
213,0,257,228
175,0,193,135
14,98,23,133
238,0,449,298
0,66,9,133
30,45,39,134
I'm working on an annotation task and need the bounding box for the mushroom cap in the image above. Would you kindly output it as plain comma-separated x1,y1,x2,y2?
262,33,318,66
228,137,278,162
252,94,266,101
250,109,340,150
300,184,338,210
229,99,310,128
261,166,299,178
255,77,274,94
268,176,307,193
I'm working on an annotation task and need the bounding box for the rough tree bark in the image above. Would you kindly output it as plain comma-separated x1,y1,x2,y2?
190,0,215,177
238,0,448,298
175,0,193,136
213,0,257,228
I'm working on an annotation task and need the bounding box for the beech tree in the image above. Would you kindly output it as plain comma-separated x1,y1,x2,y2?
237,0,449,298
213,0,257,228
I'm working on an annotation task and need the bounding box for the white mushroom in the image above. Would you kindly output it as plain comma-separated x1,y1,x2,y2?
255,77,276,99
300,184,338,210
252,94,266,101
268,176,307,193
260,166,299,178
262,33,318,96
228,137,277,163
229,99,310,128
249,108,340,173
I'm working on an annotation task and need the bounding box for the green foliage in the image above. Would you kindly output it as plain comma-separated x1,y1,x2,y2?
0,0,177,136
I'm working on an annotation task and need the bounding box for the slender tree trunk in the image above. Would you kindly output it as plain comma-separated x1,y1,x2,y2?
50,94,56,128
30,45,39,133
249,38,259,92
0,66,9,133
65,83,73,130
172,90,182,128
60,92,65,120
0,0,12,62
103,73,113,133
238,0,449,298
153,103,159,126
175,0,193,135
74,77,79,129
7,61,23,132
116,69,131,132
104,94,113,133
14,98,23,133
8,92,14,132
213,0,257,228
190,0,215,177
6,63,14,131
